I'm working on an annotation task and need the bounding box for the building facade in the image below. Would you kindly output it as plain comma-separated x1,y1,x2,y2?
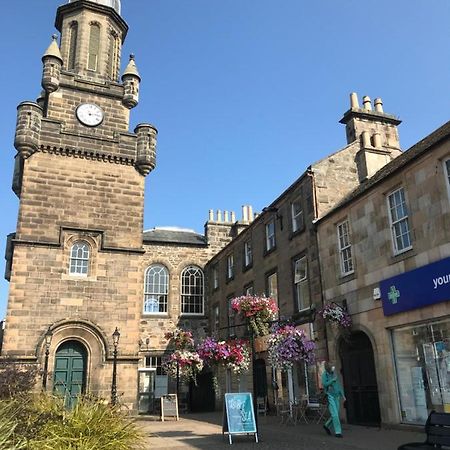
2,0,449,427
316,121,450,425
205,93,404,412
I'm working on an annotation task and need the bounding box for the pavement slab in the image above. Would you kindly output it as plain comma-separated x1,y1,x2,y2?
136,413,425,450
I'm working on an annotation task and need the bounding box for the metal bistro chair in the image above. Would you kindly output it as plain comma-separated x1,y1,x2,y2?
295,396,309,424
277,399,295,425
307,393,328,424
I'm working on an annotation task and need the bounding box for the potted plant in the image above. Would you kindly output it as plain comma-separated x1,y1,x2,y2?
231,295,278,336
267,324,315,371
318,303,352,329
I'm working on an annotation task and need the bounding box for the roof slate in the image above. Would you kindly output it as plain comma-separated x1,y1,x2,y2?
143,229,207,246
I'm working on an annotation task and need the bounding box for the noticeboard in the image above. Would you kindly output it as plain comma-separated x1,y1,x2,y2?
161,394,179,421
223,393,258,444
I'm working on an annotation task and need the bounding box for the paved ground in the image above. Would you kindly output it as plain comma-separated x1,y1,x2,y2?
136,412,425,450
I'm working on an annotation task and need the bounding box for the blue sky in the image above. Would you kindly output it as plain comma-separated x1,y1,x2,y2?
0,0,449,318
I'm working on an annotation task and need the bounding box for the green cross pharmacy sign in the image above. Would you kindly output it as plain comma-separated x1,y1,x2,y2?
388,286,400,305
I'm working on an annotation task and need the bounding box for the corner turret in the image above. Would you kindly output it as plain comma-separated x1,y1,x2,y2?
122,54,141,109
41,35,63,93
134,123,157,175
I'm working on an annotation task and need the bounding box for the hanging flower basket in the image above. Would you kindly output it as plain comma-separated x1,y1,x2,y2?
164,328,195,350
162,350,204,384
267,324,315,371
197,337,250,374
318,303,352,329
231,295,278,336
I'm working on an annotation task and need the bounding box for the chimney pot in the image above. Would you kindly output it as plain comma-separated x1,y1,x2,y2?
373,133,382,148
362,131,371,148
208,209,214,221
231,211,236,222
248,205,254,221
224,211,229,222
242,205,248,222
350,92,360,109
217,209,222,222
374,98,383,113
362,96,372,111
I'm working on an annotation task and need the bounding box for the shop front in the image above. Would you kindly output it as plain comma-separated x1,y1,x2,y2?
380,256,450,425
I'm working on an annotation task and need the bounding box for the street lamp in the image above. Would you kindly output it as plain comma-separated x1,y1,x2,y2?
42,326,53,390
111,327,120,406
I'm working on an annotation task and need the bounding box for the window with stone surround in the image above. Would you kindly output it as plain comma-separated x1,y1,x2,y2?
444,158,450,201
212,264,219,290
68,22,78,70
244,240,253,268
226,254,234,281
181,266,204,315
266,271,278,305
387,187,412,254
337,219,354,276
69,241,90,276
265,219,276,252
293,256,310,311
227,295,236,337
244,283,254,296
212,304,220,335
291,197,304,233
88,23,101,71
144,265,169,314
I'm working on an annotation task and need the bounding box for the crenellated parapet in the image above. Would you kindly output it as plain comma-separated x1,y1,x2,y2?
14,102,43,158
134,123,157,176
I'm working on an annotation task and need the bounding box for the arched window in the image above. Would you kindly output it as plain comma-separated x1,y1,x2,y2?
68,22,78,70
181,266,204,315
108,32,120,81
88,23,100,71
69,241,90,276
144,265,169,314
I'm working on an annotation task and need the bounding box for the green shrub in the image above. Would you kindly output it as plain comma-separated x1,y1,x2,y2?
0,394,142,450
0,401,26,449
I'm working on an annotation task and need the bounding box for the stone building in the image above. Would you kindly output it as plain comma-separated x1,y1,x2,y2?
2,0,449,427
205,92,403,411
316,119,450,426
1,0,233,413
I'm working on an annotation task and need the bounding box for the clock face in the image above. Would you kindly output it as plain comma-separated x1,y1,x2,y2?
76,103,104,127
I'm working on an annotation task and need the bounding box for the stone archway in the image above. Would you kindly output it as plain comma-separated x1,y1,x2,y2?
339,331,381,425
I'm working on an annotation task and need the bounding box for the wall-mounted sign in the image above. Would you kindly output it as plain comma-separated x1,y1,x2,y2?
222,393,258,444
380,256,450,316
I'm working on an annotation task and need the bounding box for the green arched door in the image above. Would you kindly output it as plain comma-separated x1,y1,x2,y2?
53,340,87,407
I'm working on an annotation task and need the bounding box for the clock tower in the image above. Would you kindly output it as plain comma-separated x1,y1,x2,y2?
3,0,156,408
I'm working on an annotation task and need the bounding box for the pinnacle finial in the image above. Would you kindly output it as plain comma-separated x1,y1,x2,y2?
130,53,135,60
52,34,58,41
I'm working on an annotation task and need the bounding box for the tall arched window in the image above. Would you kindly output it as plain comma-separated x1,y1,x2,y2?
88,23,100,71
68,22,78,70
108,32,120,81
144,265,169,314
181,266,204,315
69,241,90,276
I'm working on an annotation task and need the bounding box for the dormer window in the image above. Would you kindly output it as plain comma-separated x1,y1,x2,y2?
69,241,90,276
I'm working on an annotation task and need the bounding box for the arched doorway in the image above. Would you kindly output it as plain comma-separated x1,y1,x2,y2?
339,331,381,425
53,340,87,408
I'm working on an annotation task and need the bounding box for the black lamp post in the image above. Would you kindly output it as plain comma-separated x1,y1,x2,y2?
111,327,120,406
42,326,53,390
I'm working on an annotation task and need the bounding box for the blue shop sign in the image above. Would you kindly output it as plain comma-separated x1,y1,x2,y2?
380,256,450,316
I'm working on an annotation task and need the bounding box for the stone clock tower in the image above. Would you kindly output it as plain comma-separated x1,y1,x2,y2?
3,0,156,408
